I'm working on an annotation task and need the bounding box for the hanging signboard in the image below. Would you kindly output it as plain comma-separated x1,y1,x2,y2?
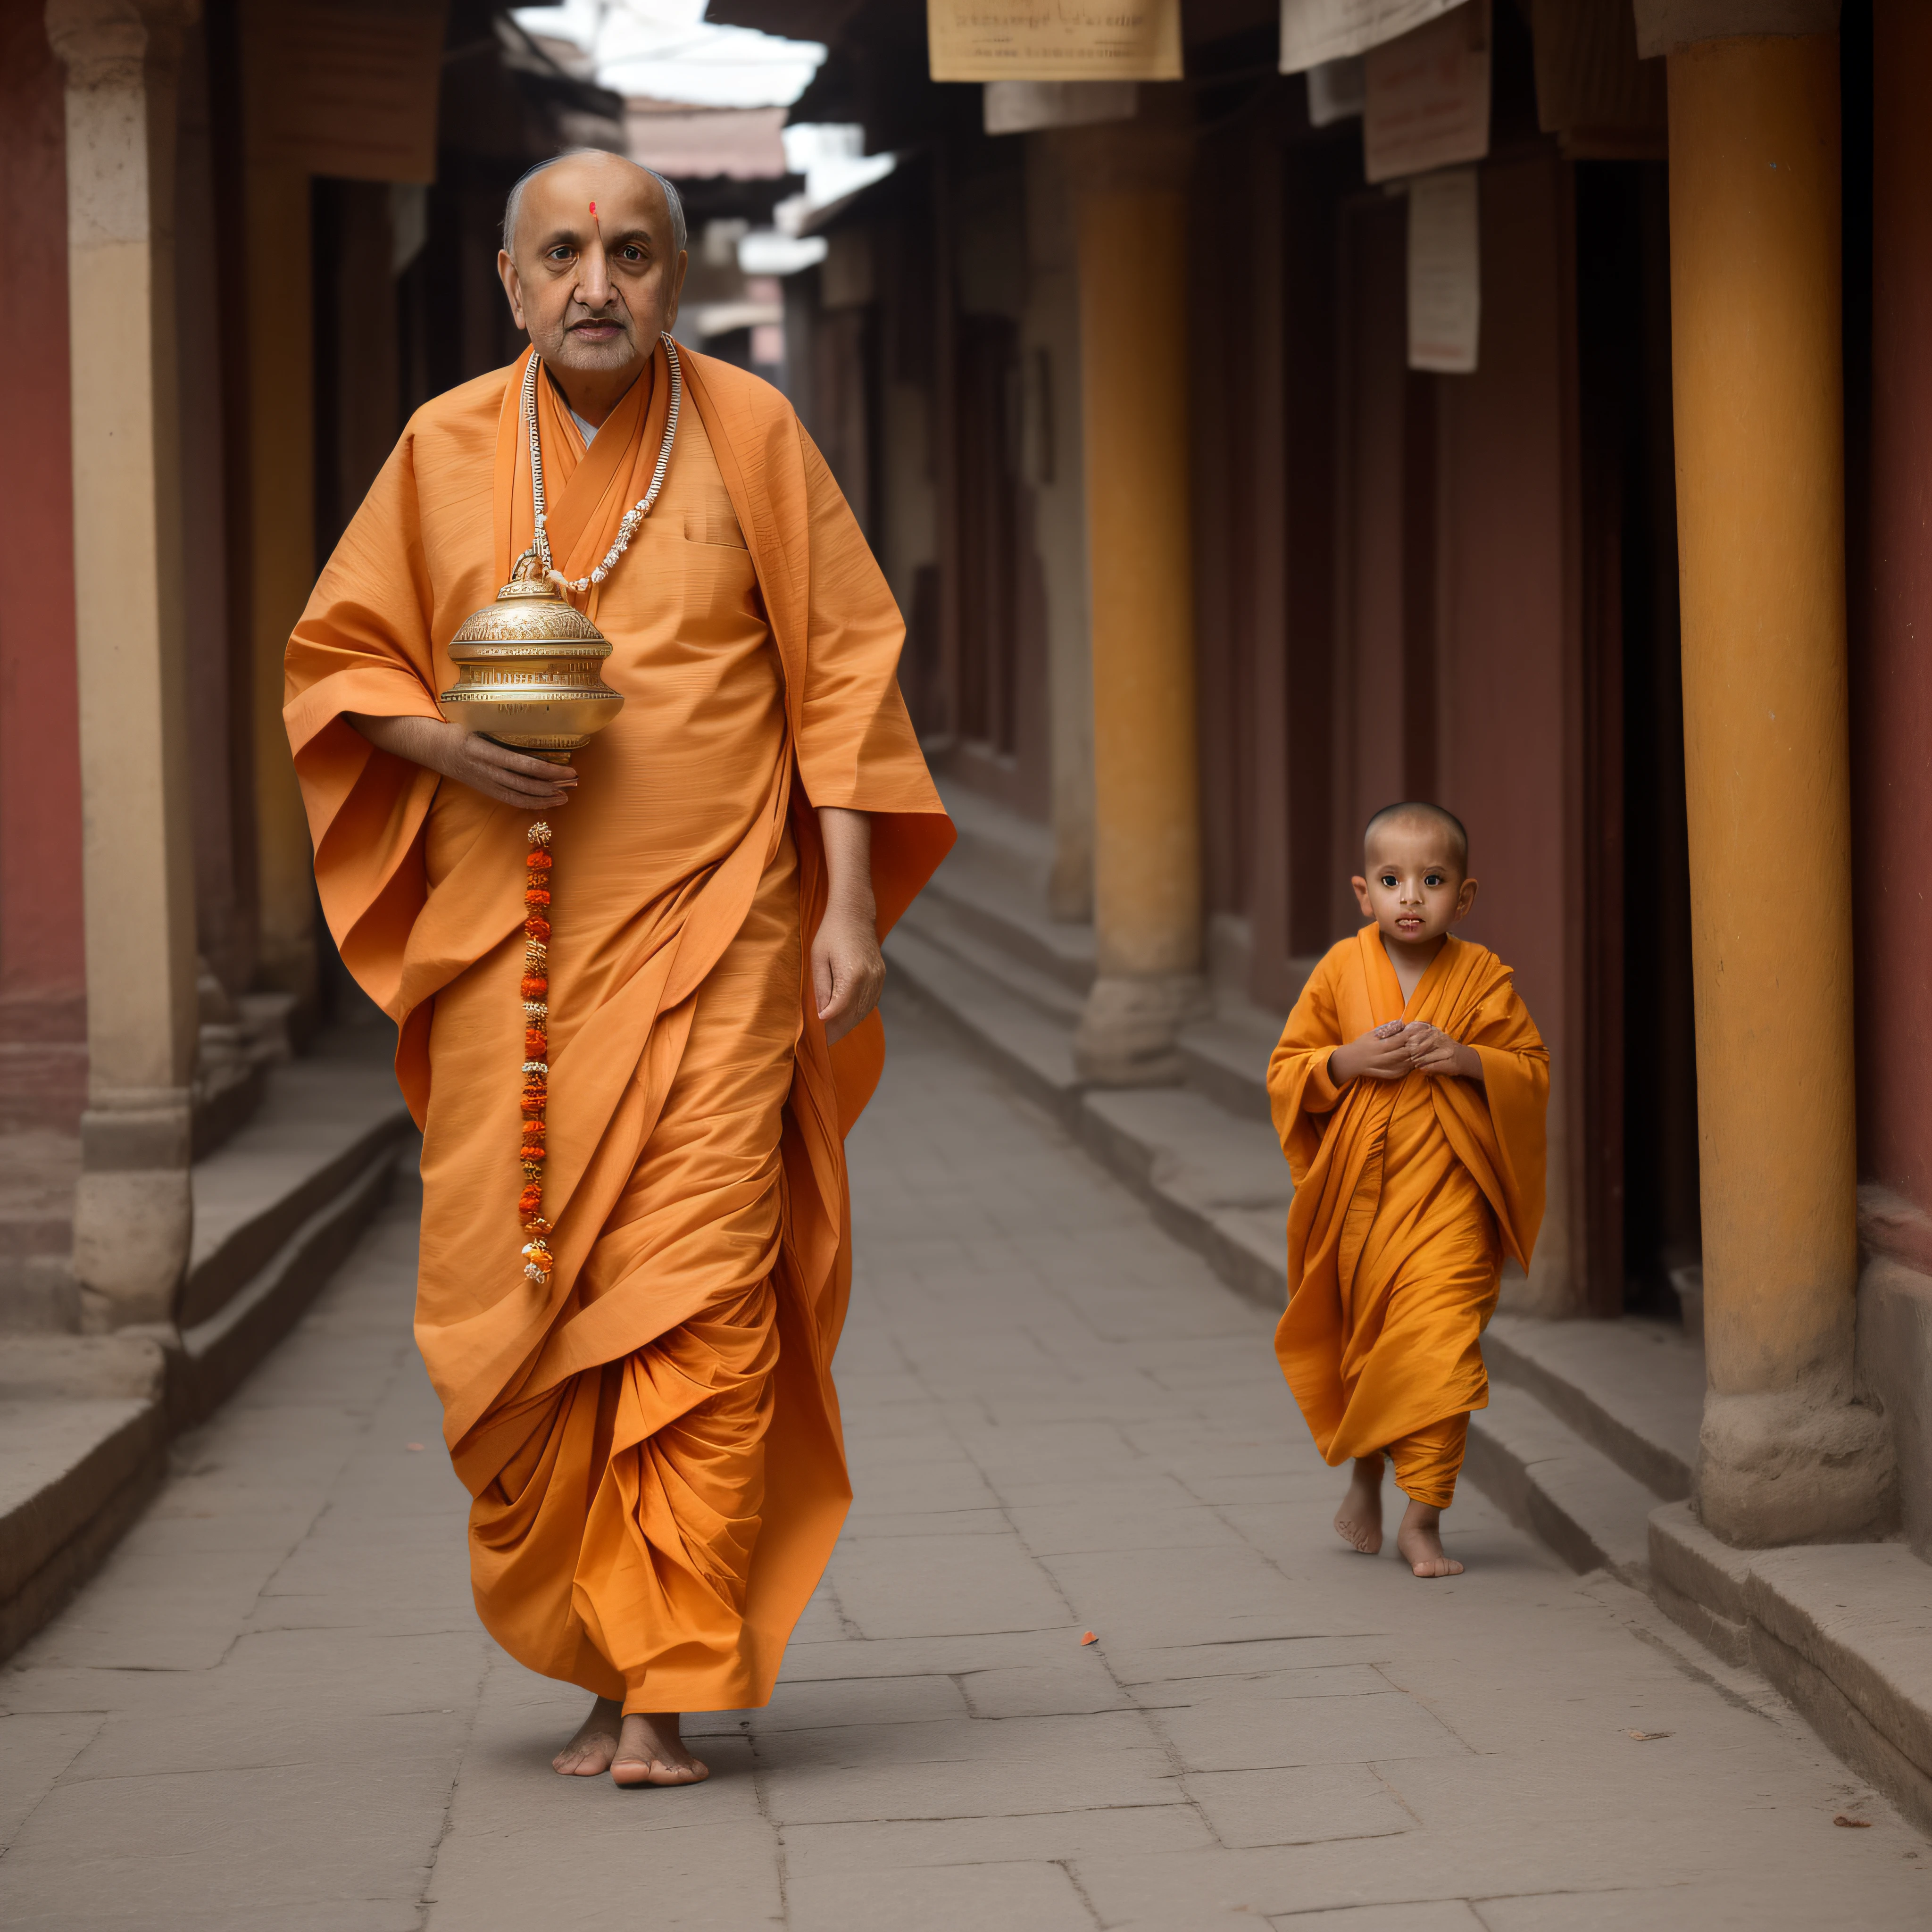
1306,56,1365,125
928,0,1182,82
1278,0,1466,73
1530,0,1665,157
984,80,1140,134
1407,165,1481,373
1363,0,1491,185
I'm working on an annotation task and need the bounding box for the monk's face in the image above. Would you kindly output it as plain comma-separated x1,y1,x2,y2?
498,155,687,390
1352,821,1478,949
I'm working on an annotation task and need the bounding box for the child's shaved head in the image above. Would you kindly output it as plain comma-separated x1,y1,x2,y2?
1364,801,1469,874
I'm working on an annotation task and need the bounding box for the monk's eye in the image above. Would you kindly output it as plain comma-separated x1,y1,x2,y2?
618,244,646,262
547,247,574,263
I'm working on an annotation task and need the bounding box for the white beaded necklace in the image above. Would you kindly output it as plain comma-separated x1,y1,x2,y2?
521,332,682,593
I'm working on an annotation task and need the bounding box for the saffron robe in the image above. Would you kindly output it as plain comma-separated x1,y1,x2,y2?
1269,928,1548,1504
284,342,952,1712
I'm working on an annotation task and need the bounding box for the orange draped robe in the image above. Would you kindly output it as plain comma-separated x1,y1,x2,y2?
1269,929,1549,1507
283,342,952,1714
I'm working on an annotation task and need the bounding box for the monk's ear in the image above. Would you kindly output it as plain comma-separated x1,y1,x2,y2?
1350,874,1374,917
662,248,689,333
497,249,527,331
1454,875,1478,922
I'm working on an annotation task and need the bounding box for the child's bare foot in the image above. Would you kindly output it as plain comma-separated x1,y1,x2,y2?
610,1710,709,1787
553,1695,622,1774
1335,1453,1384,1553
1396,1499,1463,1576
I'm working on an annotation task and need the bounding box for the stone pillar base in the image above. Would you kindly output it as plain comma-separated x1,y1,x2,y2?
1074,974,1205,1087
72,1091,193,1332
1697,1381,1896,1547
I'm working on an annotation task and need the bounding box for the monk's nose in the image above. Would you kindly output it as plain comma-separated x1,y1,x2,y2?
578,241,613,307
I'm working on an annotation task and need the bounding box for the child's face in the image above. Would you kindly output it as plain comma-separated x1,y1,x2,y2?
1352,822,1478,949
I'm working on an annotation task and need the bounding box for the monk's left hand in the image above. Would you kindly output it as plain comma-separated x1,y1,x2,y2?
1405,1023,1484,1083
813,903,886,1045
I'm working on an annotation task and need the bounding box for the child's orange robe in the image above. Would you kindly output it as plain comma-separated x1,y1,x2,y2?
1269,928,1549,1506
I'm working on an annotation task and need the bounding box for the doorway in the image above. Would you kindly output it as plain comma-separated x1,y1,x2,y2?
1575,159,1701,1316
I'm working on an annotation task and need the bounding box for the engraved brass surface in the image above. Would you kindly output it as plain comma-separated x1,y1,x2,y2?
439,552,625,764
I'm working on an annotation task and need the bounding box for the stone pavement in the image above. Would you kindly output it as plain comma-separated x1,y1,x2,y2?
1,1000,1927,1931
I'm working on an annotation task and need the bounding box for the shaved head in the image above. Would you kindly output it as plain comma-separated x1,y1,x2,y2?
503,148,687,261
1364,801,1469,873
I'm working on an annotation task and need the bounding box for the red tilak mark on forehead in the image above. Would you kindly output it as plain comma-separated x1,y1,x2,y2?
589,201,598,217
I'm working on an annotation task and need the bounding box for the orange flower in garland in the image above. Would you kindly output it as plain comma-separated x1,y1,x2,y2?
519,820,556,1288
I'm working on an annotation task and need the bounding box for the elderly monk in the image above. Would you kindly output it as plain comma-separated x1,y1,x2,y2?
1269,804,1546,1578
283,150,951,1785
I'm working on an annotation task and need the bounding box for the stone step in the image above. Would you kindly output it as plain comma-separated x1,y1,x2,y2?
1464,1380,1661,1588
1483,1309,1704,1501
1076,1087,1290,1312
182,1052,414,1332
920,857,1097,998
896,893,1087,1028
0,1041,412,1664
1647,1497,1754,1668
886,919,1292,1314
1175,1010,1278,1123
1649,1500,1932,1835
938,777,1059,894
173,1143,403,1428
884,926,1083,1124
0,1334,168,1661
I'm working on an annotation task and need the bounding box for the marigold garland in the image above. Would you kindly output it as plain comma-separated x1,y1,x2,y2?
519,824,556,1284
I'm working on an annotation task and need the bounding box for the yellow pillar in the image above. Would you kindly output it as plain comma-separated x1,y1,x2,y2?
46,0,201,1328
1066,109,1203,1085
1657,1,1892,1542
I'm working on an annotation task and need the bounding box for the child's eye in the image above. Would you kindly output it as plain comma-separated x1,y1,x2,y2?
1380,875,1397,887
1425,874,1443,887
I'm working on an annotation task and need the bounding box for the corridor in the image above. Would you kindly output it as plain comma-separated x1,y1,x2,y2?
1,1001,1924,1930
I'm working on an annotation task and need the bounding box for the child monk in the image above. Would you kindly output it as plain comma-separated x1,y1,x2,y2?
1268,803,1548,1577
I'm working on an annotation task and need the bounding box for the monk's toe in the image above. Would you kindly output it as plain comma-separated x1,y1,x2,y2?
613,1756,709,1788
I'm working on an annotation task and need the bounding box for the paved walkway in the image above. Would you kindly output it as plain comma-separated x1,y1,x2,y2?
2,1000,1927,1930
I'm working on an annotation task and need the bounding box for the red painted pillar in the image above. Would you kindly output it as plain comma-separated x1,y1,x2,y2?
1858,0,1932,1214
0,8,84,1130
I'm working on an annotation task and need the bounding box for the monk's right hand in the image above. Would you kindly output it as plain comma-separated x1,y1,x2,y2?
1328,1023,1415,1086
345,714,575,810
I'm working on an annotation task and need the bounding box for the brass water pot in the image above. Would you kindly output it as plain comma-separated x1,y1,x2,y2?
439,552,625,765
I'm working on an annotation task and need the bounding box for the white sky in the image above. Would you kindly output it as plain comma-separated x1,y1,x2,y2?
512,0,827,109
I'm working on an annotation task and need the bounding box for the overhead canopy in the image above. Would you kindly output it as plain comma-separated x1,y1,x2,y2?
512,0,827,108
242,0,449,183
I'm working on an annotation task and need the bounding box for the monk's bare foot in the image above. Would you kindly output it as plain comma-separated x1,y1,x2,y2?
611,1710,709,1788
553,1696,622,1775
1335,1453,1384,1554
1397,1500,1463,1577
